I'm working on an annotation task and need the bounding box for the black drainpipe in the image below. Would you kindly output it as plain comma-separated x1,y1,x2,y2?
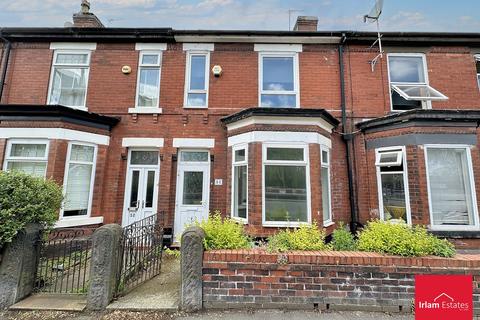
0,33,12,102
338,33,359,233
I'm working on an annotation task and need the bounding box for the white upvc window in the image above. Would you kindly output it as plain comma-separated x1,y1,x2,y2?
259,52,299,108
475,54,480,90
387,53,447,111
48,50,91,110
3,139,49,178
424,145,479,231
321,146,332,226
262,143,310,226
135,51,162,108
231,145,248,222
375,146,411,224
61,142,97,219
184,51,209,108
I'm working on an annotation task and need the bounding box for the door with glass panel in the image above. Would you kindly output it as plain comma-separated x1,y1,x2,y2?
174,150,210,242
123,150,160,226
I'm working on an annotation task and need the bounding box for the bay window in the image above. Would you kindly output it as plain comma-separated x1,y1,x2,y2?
375,147,410,224
48,51,90,109
259,53,299,108
425,146,479,229
232,146,248,221
3,140,49,177
62,143,97,218
388,54,447,111
321,146,332,225
263,144,310,225
136,51,162,108
184,52,209,108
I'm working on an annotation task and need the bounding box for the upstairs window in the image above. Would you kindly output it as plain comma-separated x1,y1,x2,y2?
136,51,162,108
48,51,90,110
184,52,209,108
232,146,248,221
260,53,299,108
388,54,447,111
475,55,480,90
3,140,49,178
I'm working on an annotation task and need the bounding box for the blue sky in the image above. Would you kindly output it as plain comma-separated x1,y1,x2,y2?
1,0,479,32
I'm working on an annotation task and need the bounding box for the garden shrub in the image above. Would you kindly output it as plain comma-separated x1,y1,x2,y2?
0,171,63,247
267,222,329,252
196,211,251,250
331,222,357,251
357,220,455,257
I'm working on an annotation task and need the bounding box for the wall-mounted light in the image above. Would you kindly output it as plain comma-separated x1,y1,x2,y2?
121,65,132,74
212,65,222,77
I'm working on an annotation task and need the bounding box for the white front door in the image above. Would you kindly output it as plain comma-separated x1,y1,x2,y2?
123,149,160,226
174,150,210,241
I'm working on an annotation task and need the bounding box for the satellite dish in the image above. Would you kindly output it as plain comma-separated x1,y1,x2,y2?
364,0,384,22
64,21,74,27
363,0,385,72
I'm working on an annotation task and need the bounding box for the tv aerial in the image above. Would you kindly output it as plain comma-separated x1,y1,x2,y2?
364,0,384,72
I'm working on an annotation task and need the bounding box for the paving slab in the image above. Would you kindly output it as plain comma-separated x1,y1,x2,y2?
107,256,180,312
9,293,87,311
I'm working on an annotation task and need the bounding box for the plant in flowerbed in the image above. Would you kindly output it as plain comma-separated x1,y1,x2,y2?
0,171,63,250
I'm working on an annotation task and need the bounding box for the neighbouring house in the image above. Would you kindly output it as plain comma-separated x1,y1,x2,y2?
1,3,480,248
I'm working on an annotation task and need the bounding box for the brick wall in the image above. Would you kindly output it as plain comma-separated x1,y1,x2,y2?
202,249,480,312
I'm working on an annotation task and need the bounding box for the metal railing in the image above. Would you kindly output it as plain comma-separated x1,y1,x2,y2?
115,215,164,296
34,228,94,294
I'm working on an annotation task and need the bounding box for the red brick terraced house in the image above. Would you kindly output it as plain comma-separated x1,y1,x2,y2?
1,8,480,248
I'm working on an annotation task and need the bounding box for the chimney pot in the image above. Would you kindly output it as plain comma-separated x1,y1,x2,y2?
72,0,104,28
293,16,318,32
81,0,90,14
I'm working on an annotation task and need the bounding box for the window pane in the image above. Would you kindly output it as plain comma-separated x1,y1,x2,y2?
321,167,331,222
49,68,88,107
391,90,422,111
10,144,46,158
267,147,304,161
389,56,425,83
129,170,140,208
63,163,93,217
56,53,88,65
476,59,480,73
181,151,209,162
183,171,203,205
138,68,160,107
322,150,329,164
130,151,158,165
142,54,159,65
261,94,296,108
263,57,294,91
427,148,475,226
7,161,47,177
233,165,247,219
187,93,206,107
70,144,94,162
234,149,246,162
265,165,307,222
145,170,155,208
381,173,407,223
190,55,206,90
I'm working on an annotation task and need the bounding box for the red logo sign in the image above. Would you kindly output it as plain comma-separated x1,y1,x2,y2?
415,275,472,320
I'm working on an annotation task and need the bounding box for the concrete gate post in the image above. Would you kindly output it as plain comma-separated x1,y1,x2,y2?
0,223,43,309
87,224,123,311
180,226,205,312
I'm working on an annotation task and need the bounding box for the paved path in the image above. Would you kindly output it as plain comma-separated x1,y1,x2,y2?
107,256,180,311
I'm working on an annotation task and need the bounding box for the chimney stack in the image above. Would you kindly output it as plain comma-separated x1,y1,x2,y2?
72,0,104,28
293,16,318,32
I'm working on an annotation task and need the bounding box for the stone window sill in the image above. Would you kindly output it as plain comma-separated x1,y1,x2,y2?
55,216,104,228
128,107,163,114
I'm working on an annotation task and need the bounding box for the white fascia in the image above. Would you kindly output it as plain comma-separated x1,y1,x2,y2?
228,131,331,148
182,43,214,51
225,116,334,133
50,42,97,50
122,138,164,148
135,43,167,51
254,43,302,52
173,138,215,148
0,128,110,145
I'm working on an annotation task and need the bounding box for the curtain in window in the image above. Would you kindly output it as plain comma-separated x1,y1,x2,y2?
427,148,475,226
50,68,88,107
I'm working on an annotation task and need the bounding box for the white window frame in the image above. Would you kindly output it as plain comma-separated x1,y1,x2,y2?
184,51,210,108
375,150,403,167
387,53,437,111
424,144,480,231
47,50,92,111
375,146,412,225
262,143,311,227
475,54,480,91
320,145,332,226
134,50,162,109
231,144,248,223
258,52,300,108
60,142,97,221
3,139,50,178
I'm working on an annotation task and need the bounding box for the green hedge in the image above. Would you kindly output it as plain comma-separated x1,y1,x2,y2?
267,222,329,253
0,171,63,247
196,212,251,250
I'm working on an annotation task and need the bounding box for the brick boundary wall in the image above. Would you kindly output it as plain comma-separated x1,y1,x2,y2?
202,250,480,313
